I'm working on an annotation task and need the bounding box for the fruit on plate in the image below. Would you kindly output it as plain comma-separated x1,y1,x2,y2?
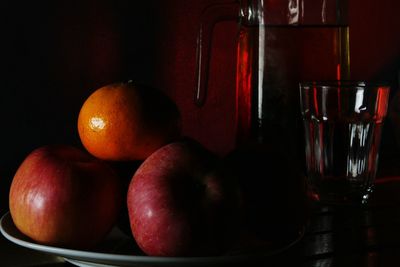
77,81,181,161
127,139,242,256
108,160,143,237
9,145,123,249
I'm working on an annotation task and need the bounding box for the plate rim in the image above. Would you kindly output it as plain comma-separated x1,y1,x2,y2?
0,212,303,266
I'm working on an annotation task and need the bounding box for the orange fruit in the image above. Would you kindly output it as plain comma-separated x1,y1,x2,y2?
77,82,181,161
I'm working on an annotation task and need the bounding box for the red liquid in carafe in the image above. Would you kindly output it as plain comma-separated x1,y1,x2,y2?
235,24,350,163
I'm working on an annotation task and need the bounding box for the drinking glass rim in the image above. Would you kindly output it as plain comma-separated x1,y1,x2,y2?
300,80,391,90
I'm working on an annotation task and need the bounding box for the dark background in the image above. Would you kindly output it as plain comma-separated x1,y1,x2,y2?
1,0,399,214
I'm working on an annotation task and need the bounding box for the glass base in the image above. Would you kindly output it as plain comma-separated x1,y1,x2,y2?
308,186,375,206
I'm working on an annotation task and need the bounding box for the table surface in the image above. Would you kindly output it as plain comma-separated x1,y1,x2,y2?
2,176,400,267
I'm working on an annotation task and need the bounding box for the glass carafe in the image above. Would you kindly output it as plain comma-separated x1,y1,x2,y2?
195,0,350,169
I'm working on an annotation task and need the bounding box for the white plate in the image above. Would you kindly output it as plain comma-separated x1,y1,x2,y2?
0,212,303,267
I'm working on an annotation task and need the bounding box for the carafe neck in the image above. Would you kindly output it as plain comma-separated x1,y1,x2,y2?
239,0,265,26
239,0,348,26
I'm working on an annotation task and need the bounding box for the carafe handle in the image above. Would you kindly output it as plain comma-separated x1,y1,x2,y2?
194,2,239,107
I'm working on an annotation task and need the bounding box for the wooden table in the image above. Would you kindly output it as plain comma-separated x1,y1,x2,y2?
282,176,400,267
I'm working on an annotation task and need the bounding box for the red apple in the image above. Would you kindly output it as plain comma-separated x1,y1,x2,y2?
108,160,143,237
127,139,242,257
9,144,123,249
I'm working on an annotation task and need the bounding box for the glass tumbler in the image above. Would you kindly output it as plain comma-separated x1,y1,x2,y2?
300,81,390,205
